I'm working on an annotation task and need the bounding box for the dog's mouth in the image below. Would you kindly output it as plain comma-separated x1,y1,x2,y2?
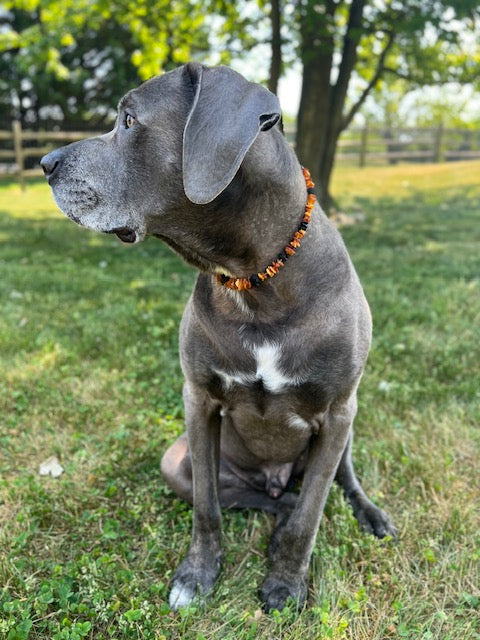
108,227,138,244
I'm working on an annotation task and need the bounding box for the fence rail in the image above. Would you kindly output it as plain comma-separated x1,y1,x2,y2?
0,123,106,188
2,121,480,188
337,125,480,166
284,124,480,166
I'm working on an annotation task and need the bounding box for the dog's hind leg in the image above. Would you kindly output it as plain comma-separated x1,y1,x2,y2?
161,434,297,515
220,484,297,515
161,434,194,504
335,433,397,539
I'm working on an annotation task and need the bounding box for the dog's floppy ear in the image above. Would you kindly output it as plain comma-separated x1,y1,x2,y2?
182,63,281,205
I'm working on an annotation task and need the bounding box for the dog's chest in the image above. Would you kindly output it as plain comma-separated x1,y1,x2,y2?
210,340,329,457
215,342,300,393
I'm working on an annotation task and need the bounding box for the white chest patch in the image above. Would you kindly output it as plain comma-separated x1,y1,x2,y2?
253,343,292,393
215,342,301,394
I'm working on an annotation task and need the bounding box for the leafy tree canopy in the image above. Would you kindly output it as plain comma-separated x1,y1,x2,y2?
0,0,240,125
286,0,480,206
1,0,479,207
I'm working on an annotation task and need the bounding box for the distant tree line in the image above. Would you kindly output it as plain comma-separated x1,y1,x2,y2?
1,0,479,208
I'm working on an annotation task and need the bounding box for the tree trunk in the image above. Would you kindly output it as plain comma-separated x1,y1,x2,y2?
267,0,282,95
295,0,336,210
295,0,367,211
317,126,341,210
296,61,339,209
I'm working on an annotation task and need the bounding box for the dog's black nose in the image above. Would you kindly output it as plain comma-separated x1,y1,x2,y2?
40,149,63,182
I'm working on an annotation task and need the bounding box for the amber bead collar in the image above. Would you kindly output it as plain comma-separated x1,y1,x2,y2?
216,167,316,291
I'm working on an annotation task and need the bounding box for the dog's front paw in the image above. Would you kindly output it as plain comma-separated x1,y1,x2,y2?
260,573,308,612
169,554,221,610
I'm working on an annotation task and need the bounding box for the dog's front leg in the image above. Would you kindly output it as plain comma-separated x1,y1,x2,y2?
261,396,356,612
169,381,222,610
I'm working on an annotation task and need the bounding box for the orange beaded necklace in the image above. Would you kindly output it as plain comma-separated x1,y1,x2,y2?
216,166,316,291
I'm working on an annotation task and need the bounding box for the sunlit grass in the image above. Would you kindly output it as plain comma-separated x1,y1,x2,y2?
0,163,479,639
331,159,480,206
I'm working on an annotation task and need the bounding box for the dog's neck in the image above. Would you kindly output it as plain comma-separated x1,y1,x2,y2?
156,130,310,284
150,128,347,323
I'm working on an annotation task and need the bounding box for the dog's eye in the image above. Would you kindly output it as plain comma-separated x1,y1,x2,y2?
125,114,136,129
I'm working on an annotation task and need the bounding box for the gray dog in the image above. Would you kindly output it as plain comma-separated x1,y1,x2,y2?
41,62,396,612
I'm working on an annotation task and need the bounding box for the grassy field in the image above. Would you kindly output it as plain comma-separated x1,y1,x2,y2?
0,161,479,639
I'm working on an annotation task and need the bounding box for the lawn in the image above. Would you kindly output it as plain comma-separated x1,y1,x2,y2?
0,161,479,640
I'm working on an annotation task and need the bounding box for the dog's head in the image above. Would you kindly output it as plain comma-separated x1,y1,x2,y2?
41,63,281,244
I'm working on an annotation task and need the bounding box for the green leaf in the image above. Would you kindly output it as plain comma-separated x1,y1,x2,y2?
124,608,142,622
7,619,33,640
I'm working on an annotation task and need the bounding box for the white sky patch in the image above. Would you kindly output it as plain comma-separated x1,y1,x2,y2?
278,67,303,117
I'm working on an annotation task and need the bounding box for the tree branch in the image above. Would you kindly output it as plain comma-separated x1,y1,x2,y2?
268,0,282,94
383,66,415,81
341,30,395,130
330,0,367,123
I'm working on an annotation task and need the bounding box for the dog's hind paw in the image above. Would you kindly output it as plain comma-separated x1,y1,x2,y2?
260,573,307,613
354,502,397,539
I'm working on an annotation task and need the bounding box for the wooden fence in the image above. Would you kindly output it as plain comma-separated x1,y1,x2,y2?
0,123,105,189
284,124,480,166
336,125,480,166
1,121,480,188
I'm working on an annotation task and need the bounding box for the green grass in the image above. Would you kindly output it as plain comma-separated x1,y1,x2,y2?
1,162,479,639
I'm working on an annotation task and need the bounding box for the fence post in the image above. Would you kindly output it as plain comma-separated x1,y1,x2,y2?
433,123,444,163
359,126,368,167
12,120,25,191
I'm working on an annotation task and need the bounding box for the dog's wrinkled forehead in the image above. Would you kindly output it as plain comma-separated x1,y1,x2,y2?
112,64,282,205
117,70,192,128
